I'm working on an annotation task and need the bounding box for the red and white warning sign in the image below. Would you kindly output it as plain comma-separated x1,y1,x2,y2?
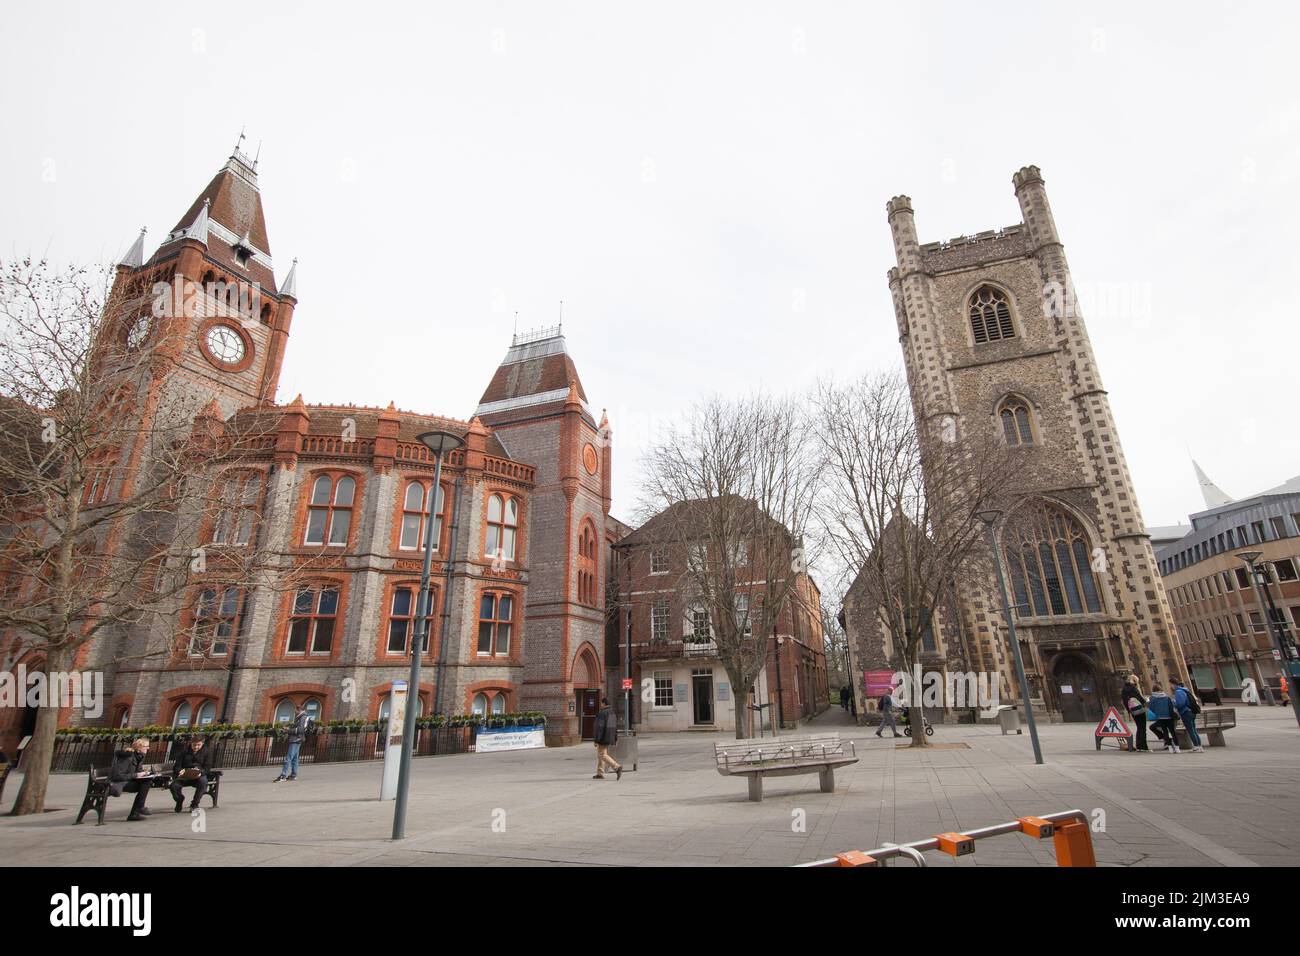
621,678,633,691
1094,706,1131,738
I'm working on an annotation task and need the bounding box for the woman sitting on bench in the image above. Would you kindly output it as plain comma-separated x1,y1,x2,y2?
109,738,155,821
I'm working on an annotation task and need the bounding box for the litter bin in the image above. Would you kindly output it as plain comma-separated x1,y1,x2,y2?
612,734,638,771
997,705,1021,736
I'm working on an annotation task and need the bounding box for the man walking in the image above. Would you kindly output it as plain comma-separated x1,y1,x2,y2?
592,697,623,780
839,685,850,711
876,689,900,738
274,705,313,782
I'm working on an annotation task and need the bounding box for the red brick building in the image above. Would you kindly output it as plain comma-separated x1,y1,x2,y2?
609,502,827,733
0,147,617,751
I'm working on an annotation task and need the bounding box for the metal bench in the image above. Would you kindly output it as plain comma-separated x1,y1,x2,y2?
715,733,858,802
1174,707,1236,748
74,766,223,825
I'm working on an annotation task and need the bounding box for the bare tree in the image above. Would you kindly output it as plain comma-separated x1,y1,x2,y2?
639,394,819,739
812,370,1020,747
0,258,290,814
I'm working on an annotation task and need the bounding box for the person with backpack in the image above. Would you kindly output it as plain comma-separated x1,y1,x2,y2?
1146,684,1180,752
1170,677,1204,753
1120,674,1150,752
273,705,313,782
876,688,900,738
592,697,623,780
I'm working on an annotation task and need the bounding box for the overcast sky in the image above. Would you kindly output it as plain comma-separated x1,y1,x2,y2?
4,1,1297,554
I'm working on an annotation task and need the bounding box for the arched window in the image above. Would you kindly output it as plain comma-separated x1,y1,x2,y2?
196,701,217,726
116,707,131,728
212,471,262,545
304,474,356,546
998,397,1034,447
577,521,598,606
386,584,435,655
969,285,1016,344
472,693,489,716
1004,503,1103,617
491,693,506,715
273,699,295,724
286,585,340,655
173,701,192,728
399,481,447,551
477,592,514,656
485,494,519,561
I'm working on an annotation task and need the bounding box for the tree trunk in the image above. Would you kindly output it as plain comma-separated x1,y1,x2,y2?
10,649,69,815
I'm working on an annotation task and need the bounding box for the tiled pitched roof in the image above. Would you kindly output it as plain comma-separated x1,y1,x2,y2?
476,332,588,415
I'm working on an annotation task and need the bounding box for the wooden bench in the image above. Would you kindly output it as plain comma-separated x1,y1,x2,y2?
715,733,858,802
1173,708,1236,748
74,766,223,825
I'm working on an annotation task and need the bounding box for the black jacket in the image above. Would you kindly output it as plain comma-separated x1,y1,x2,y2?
593,707,618,746
1121,684,1146,715
108,749,145,797
173,744,215,776
286,712,312,744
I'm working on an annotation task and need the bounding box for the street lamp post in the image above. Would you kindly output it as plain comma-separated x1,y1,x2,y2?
976,511,1044,765
392,429,463,840
1237,551,1300,729
774,633,786,732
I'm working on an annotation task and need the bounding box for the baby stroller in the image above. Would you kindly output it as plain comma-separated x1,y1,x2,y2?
899,705,934,737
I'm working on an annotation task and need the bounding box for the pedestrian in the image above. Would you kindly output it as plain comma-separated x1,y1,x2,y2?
110,737,155,821
1120,674,1150,752
876,689,900,738
592,697,623,780
1170,677,1204,753
1146,684,1179,753
273,705,312,782
839,685,850,711
170,734,215,812
1282,674,1291,707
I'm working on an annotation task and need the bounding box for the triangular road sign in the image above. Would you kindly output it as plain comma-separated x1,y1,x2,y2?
1094,705,1131,738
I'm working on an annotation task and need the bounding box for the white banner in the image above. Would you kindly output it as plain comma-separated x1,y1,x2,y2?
475,727,545,753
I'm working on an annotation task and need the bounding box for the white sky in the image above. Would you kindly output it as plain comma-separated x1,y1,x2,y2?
4,1,1298,558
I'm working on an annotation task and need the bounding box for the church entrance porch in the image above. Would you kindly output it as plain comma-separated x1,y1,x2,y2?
1049,652,1104,723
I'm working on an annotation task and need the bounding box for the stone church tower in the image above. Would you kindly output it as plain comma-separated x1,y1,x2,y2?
886,166,1187,721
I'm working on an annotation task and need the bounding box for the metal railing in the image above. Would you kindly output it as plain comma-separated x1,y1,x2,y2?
796,809,1096,868
50,727,475,774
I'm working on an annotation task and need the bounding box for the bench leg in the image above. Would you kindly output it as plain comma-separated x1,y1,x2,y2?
208,782,219,808
819,767,835,793
747,775,763,802
73,798,90,825
1207,730,1226,748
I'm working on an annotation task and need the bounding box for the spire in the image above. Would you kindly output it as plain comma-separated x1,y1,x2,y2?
280,258,298,299
118,227,147,269
1192,459,1234,509
185,199,210,244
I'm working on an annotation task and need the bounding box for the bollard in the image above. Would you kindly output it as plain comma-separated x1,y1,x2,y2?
1052,820,1097,867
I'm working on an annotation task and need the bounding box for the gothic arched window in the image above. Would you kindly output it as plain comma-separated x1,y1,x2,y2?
998,396,1034,447
969,285,1016,344
1004,502,1103,617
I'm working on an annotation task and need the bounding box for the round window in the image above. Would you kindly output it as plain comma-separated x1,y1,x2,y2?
205,324,246,365
126,314,150,349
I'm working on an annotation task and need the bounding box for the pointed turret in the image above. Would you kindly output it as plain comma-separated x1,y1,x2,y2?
153,145,278,293
1192,460,1234,509
118,227,147,269
280,258,298,300
184,199,210,245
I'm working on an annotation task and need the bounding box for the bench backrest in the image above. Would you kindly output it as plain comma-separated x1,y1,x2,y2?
1200,708,1236,728
715,734,843,766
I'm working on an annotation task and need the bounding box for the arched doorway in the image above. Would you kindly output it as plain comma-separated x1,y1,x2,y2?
1052,653,1102,723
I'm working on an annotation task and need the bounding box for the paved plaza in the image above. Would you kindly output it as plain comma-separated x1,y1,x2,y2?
2,706,1297,867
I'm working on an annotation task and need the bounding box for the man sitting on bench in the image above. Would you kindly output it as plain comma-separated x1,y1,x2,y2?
109,737,155,822
170,735,214,813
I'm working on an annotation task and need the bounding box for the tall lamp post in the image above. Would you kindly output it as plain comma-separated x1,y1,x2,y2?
392,429,463,840
1237,550,1300,729
976,511,1044,765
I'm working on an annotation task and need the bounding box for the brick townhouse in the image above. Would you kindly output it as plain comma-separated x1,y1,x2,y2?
609,502,828,733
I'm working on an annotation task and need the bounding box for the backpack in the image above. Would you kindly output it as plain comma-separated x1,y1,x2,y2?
1184,689,1201,714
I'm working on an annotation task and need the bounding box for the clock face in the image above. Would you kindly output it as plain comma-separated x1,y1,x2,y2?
205,324,246,365
125,315,150,349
